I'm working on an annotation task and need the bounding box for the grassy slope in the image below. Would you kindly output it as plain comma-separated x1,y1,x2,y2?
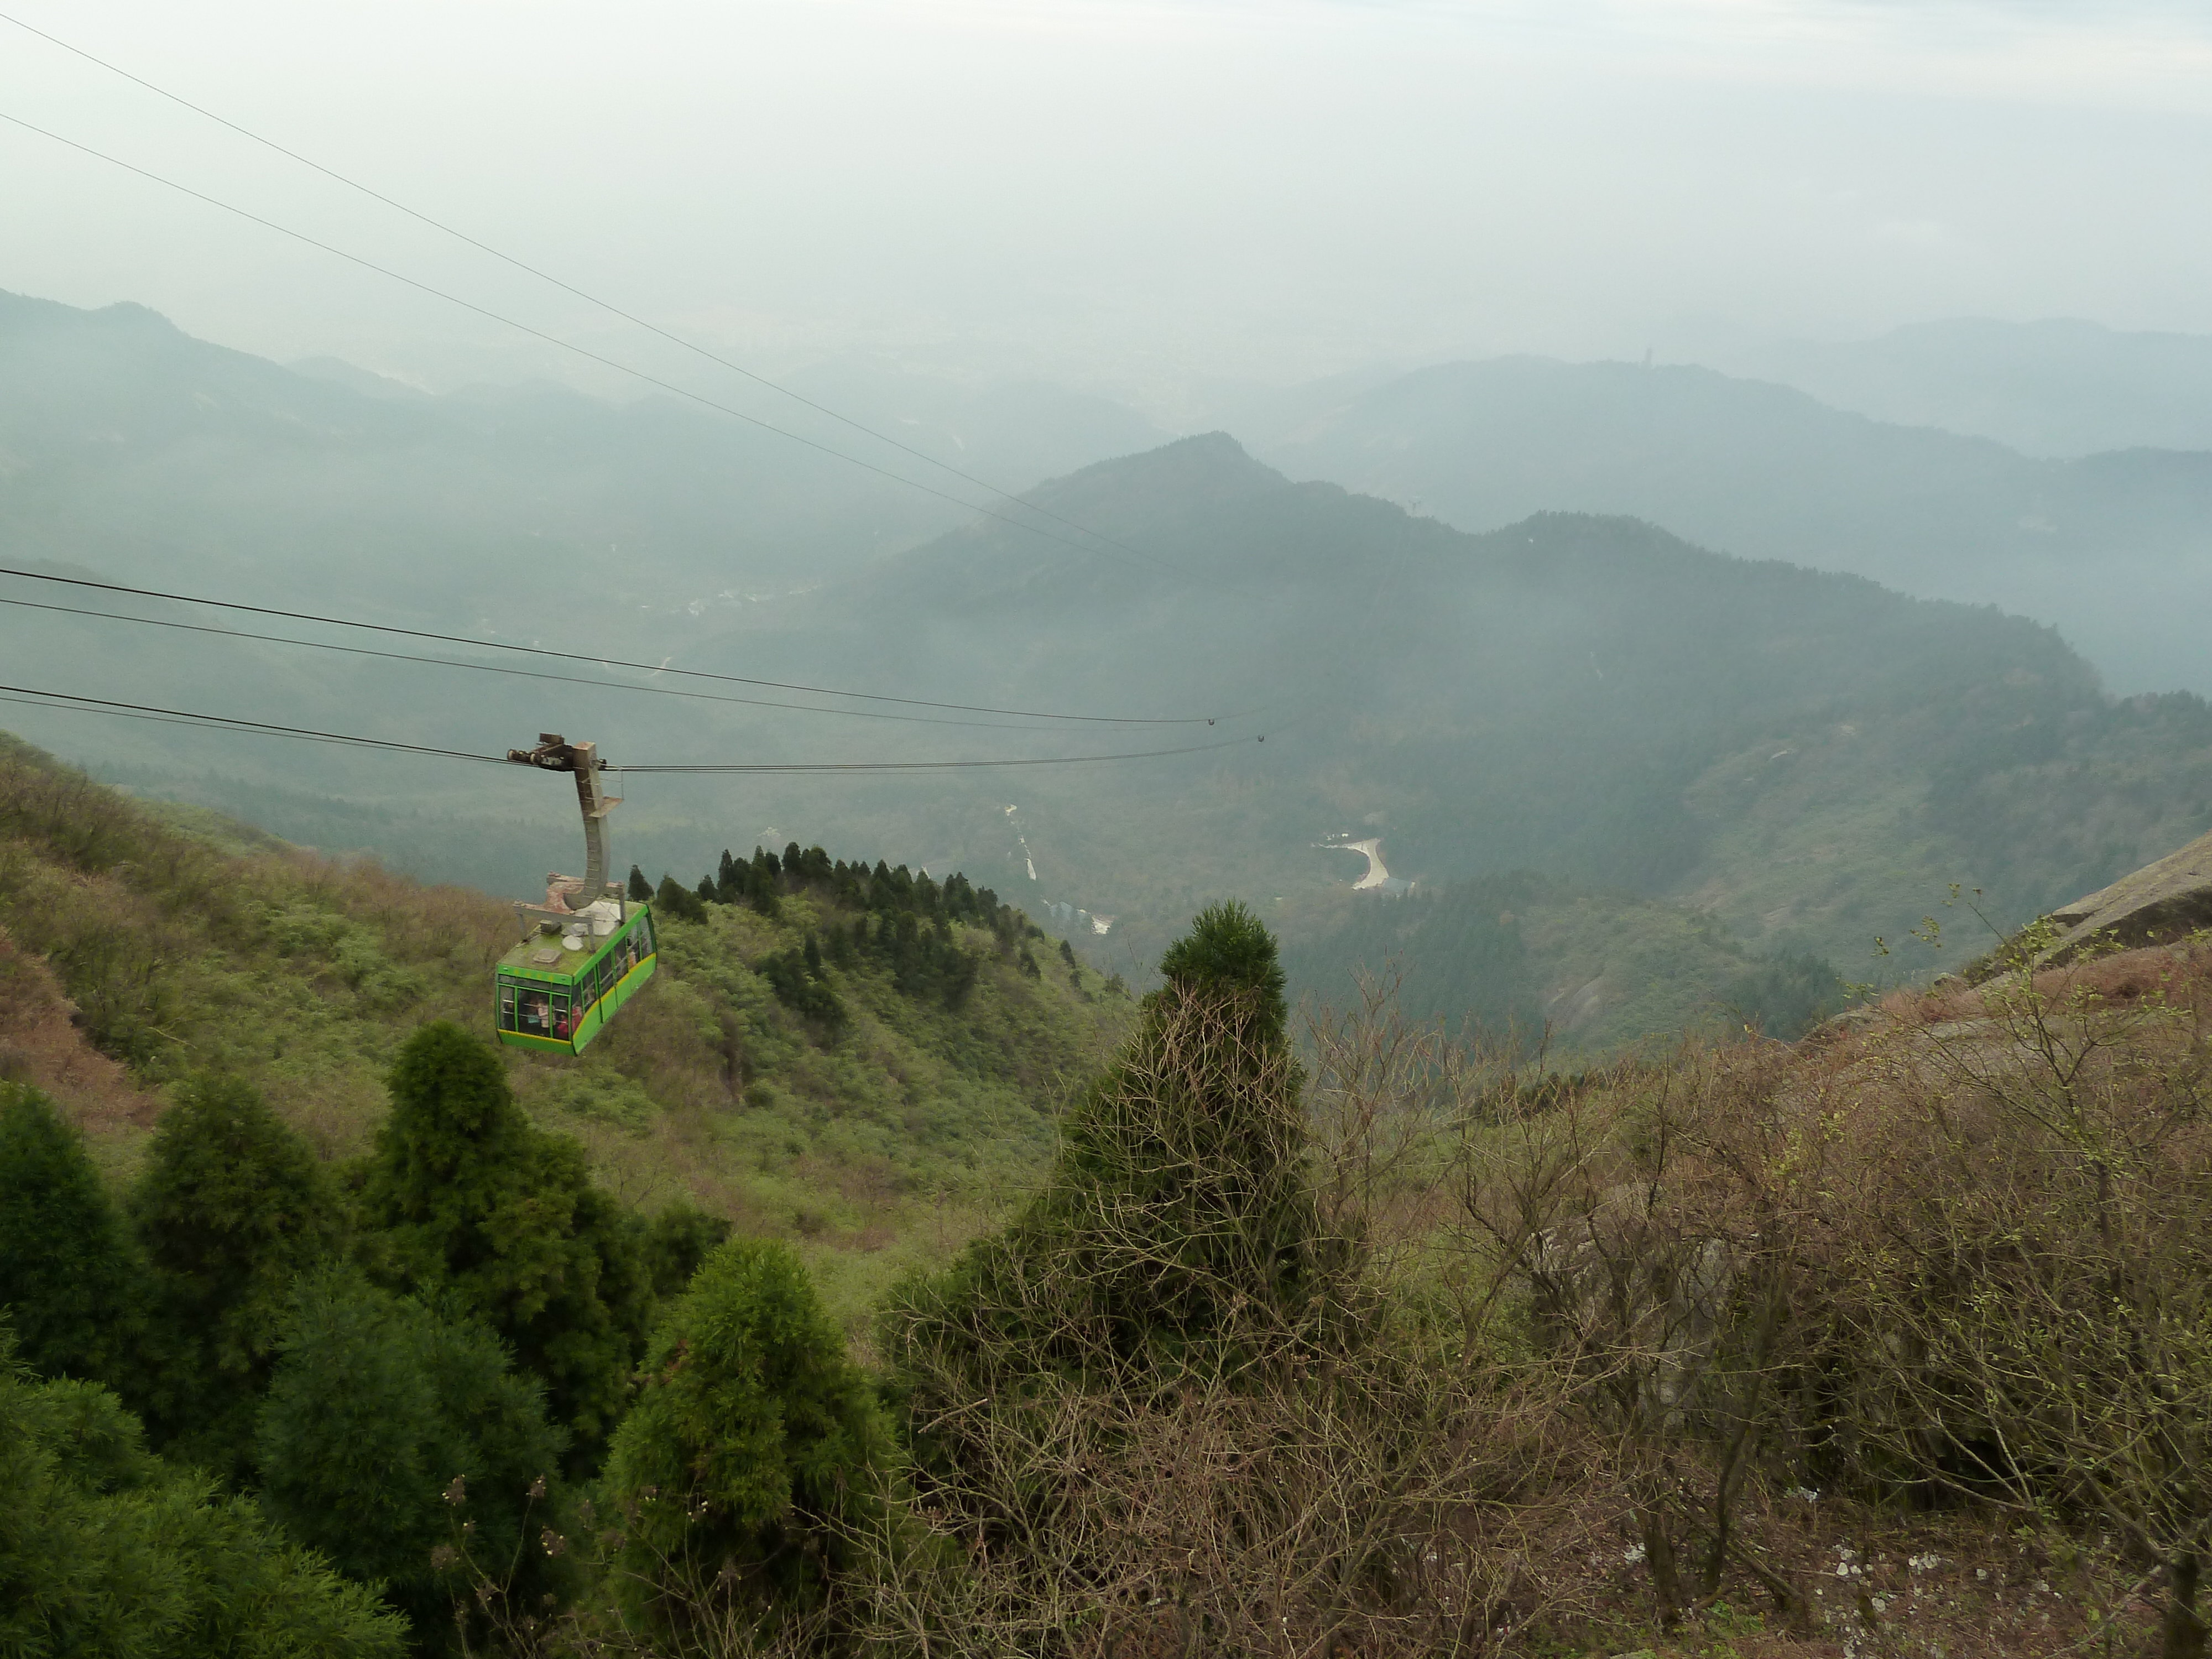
0,732,1131,1328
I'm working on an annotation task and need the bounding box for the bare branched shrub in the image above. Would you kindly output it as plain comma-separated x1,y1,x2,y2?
1822,942,2212,1658
862,928,1600,1656
1447,1039,1829,1635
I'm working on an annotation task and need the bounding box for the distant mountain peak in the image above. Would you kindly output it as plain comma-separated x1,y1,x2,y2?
0,288,182,340
1040,430,1277,497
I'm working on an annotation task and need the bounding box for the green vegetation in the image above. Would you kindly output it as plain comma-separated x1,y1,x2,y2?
8,847,2210,1653
602,1239,892,1644
359,1022,651,1460
256,1271,567,1648
1279,870,1850,1062
0,1084,140,1384
0,730,1130,1321
132,1077,341,1483
0,1326,405,1658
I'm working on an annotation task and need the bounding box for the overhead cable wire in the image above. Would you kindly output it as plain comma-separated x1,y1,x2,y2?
0,108,1168,576
0,565,1224,726
0,685,511,764
0,593,1140,733
611,737,1262,771
0,684,1270,770
0,8,1155,568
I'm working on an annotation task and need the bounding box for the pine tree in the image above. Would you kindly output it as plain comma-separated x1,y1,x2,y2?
356,1024,650,1462
884,902,1319,1492
627,864,652,902
1,1322,405,1659
0,1085,139,1385
603,1241,890,1641
129,1076,340,1482
654,873,707,924
255,1272,566,1648
640,1203,732,1300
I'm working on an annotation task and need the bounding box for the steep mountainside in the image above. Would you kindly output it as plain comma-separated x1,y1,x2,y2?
1258,355,2212,695
0,732,1130,1321
14,295,2212,1049
687,435,2212,1003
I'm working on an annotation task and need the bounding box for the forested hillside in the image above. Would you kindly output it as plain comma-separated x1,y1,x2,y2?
0,731,1130,1319
15,295,2212,1050
707,436,2212,1004
12,872,2202,1654
1276,873,1847,1055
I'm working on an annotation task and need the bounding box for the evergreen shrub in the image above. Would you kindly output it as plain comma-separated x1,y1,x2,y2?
255,1271,567,1648
130,1074,340,1481
357,1023,650,1459
883,901,1322,1483
1,1322,404,1659
0,1084,140,1385
602,1239,891,1645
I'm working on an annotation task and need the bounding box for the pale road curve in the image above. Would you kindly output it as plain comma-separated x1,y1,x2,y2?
1324,838,1393,890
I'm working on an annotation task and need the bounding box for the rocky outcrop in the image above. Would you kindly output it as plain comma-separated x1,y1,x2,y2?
2030,828,2212,967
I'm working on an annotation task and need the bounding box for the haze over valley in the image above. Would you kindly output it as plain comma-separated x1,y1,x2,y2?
12,285,2212,1050
12,7,2212,1650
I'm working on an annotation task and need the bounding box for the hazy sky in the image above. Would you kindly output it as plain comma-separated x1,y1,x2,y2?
7,0,2212,400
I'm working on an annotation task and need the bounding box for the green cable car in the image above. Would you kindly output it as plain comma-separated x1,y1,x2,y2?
493,734,657,1055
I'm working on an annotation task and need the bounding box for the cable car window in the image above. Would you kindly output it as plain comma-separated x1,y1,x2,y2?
520,988,550,1036
498,978,519,1032
550,992,572,1040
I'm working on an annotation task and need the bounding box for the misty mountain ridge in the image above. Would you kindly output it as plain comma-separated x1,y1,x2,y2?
0,289,1161,642
13,284,2212,698
13,289,2212,1047
1259,351,2212,695
1740,316,2212,457
692,433,2212,1016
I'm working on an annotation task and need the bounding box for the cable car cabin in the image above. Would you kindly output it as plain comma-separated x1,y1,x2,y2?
494,902,657,1056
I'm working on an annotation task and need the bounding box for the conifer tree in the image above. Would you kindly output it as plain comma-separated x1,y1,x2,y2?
256,1272,566,1647
654,873,707,923
0,1084,139,1385
640,1202,733,1300
603,1240,890,1642
1,1322,405,1659
885,902,1319,1484
627,864,652,902
129,1076,340,1481
356,1024,650,1460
